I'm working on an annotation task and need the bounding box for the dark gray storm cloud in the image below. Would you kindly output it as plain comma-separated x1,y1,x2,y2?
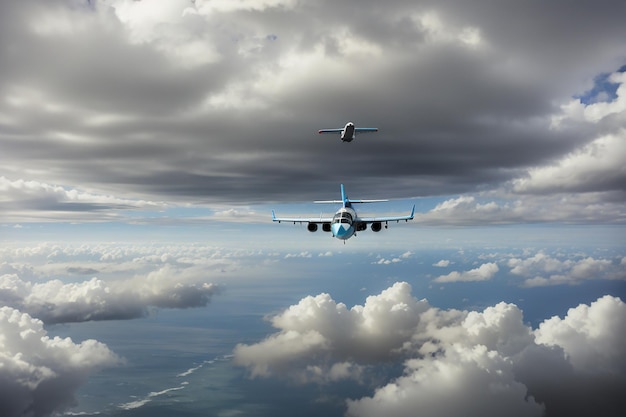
1,0,625,219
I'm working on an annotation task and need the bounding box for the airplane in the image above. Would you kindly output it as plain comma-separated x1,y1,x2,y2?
318,121,378,142
272,184,415,241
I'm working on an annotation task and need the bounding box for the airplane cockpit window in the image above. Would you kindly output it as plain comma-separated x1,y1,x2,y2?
333,212,353,224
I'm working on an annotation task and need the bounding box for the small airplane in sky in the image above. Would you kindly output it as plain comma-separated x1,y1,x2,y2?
272,184,415,241
318,121,378,142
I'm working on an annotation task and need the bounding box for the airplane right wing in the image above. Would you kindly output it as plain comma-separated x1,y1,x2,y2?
272,210,333,224
318,128,343,134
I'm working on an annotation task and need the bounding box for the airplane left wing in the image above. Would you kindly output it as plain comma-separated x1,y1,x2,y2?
354,128,378,133
272,210,333,224
318,129,343,134
358,205,415,223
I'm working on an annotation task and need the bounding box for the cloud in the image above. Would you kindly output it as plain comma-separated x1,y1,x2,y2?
413,189,626,225
553,70,626,125
513,295,626,417
206,207,271,224
235,282,626,417
535,295,626,373
284,251,313,259
507,252,626,287
351,295,626,417
372,251,413,265
433,259,450,267
0,307,120,417
0,271,219,324
373,257,402,265
0,243,229,324
347,344,544,417
433,262,499,283
512,133,626,195
0,176,166,222
0,0,625,224
233,282,432,382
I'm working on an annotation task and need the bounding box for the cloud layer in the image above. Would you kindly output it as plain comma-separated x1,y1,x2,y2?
0,271,218,324
234,283,626,416
0,0,624,223
508,252,626,287
0,242,231,324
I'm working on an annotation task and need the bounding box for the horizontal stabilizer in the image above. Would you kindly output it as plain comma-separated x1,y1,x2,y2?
349,199,388,203
315,199,388,204
314,200,343,204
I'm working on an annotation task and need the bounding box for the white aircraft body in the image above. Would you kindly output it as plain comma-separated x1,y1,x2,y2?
272,184,415,241
318,122,378,142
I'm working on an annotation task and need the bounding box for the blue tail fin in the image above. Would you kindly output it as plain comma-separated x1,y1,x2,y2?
341,184,347,208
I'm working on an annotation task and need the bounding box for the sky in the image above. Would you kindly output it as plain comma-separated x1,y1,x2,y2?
1,1,626,416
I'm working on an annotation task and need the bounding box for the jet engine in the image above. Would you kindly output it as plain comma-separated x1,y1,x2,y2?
322,223,331,232
307,223,318,232
371,222,382,232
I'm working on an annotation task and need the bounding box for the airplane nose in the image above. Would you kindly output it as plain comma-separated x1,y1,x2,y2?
332,223,344,236
331,223,353,239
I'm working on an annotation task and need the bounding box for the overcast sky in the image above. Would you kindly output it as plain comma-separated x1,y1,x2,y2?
1,0,625,225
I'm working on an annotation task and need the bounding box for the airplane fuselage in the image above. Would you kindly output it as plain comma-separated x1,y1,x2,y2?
341,122,356,142
331,207,357,239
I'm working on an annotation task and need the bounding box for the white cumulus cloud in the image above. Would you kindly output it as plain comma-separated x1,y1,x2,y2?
0,270,219,324
347,344,544,417
235,283,626,417
433,259,450,267
434,262,499,283
507,252,625,287
234,282,431,382
0,243,227,324
535,295,626,373
0,307,120,417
